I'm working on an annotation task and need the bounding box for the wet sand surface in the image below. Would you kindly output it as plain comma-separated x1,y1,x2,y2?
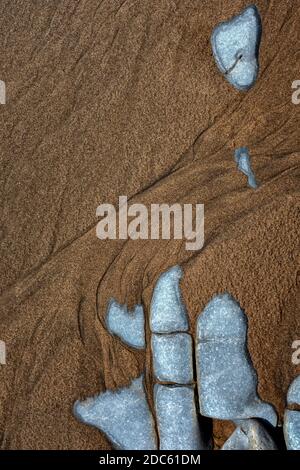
0,0,299,449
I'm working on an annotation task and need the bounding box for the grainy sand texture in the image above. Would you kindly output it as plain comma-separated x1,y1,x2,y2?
0,0,299,449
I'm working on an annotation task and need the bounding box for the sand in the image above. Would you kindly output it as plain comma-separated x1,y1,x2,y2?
0,0,299,449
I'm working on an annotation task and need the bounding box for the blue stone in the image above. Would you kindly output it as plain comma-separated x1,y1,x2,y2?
106,299,145,349
284,377,300,450
196,293,277,426
223,419,277,450
234,147,258,189
154,385,208,450
74,375,157,450
150,266,189,334
284,410,300,450
222,426,249,450
287,376,300,405
152,333,193,384
211,5,262,91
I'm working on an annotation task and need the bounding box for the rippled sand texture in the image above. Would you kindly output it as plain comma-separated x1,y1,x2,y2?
0,0,299,449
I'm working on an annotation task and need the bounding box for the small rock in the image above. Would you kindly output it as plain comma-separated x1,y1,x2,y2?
196,293,277,426
106,299,145,349
284,410,300,450
74,375,157,450
154,384,208,450
284,376,300,450
152,333,194,384
150,266,189,333
286,375,300,406
211,5,262,91
234,147,258,189
222,426,250,450
222,419,277,450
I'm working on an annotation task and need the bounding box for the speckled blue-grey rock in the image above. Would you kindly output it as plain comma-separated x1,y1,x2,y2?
152,333,193,384
222,419,277,450
196,293,277,426
234,147,258,189
286,376,300,405
150,266,189,333
106,299,145,349
211,5,262,91
284,377,300,450
222,426,250,450
74,375,157,450
284,411,300,450
154,384,207,450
